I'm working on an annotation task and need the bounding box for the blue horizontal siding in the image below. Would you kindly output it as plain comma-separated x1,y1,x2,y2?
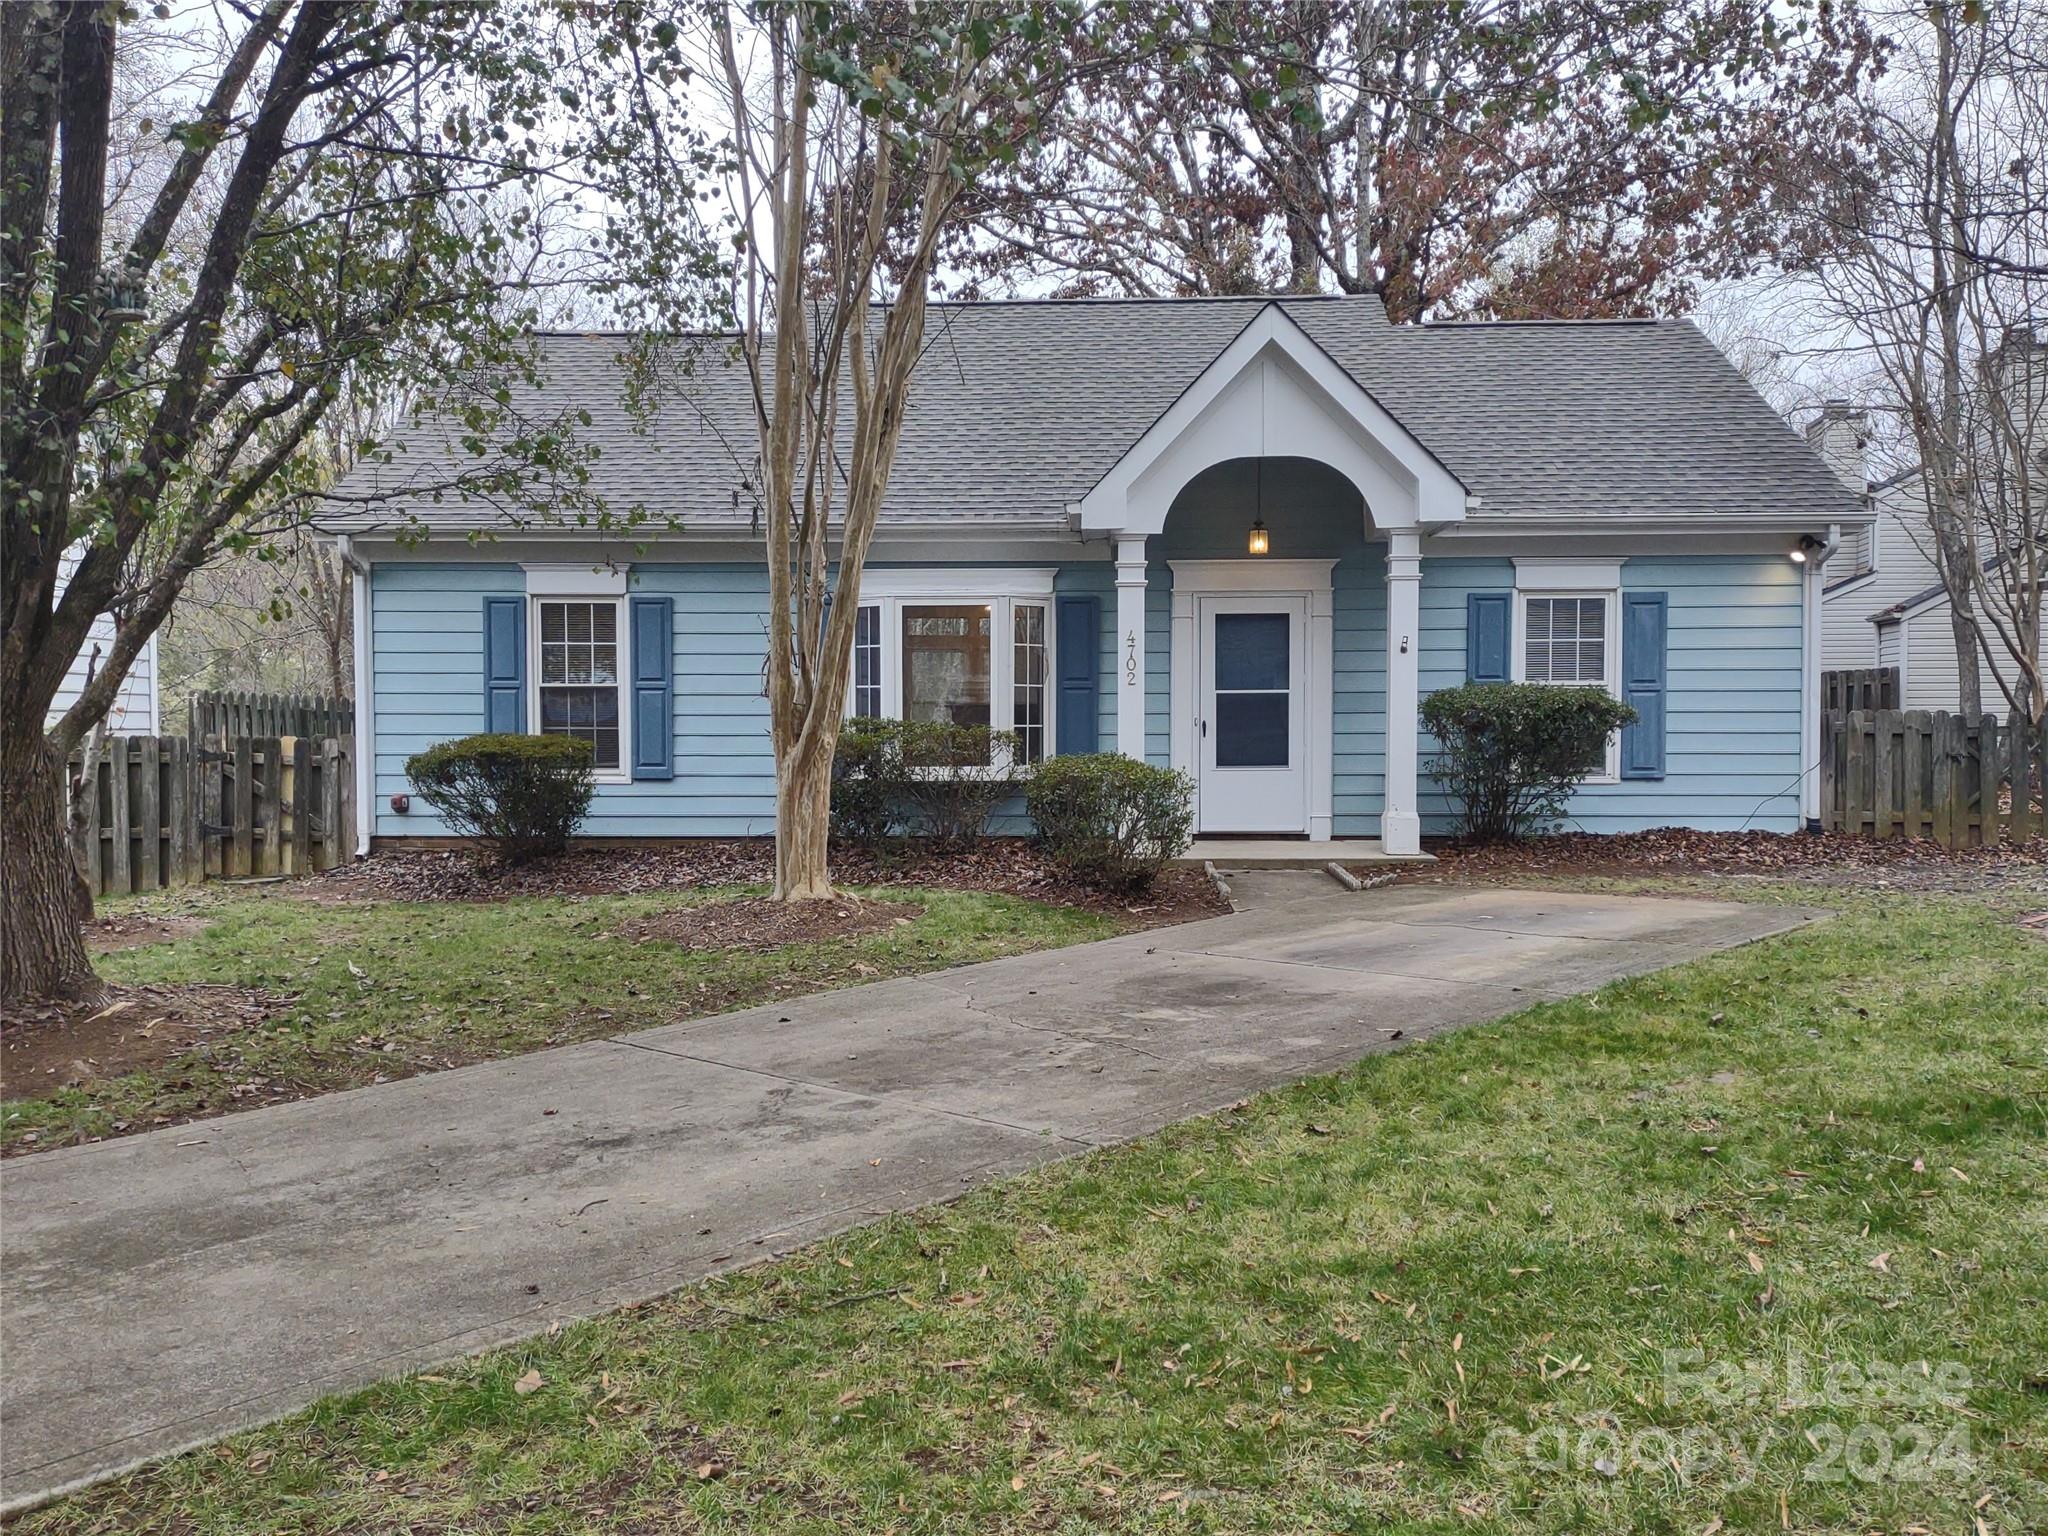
1415,554,1805,834
372,558,1117,840
369,541,1807,844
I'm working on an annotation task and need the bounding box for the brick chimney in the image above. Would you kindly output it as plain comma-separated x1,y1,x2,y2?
1804,398,1869,494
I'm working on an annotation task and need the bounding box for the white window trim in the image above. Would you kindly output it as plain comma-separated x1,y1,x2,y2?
845,571,1058,767
1511,588,1622,783
529,593,631,784
522,562,627,598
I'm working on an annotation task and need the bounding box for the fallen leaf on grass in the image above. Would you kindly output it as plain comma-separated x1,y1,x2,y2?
513,1369,544,1396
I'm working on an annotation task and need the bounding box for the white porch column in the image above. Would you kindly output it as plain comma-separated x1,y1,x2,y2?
1383,530,1423,856
1115,537,1148,758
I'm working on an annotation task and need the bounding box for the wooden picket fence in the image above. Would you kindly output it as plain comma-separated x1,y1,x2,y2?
1820,708,2048,848
189,689,354,741
1821,666,1900,712
68,732,355,898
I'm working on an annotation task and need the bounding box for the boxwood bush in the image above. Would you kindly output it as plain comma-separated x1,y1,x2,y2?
1025,754,1194,894
1419,682,1636,842
830,718,1023,851
404,733,595,866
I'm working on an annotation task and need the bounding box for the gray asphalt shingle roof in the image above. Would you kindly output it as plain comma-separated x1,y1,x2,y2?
321,294,1865,533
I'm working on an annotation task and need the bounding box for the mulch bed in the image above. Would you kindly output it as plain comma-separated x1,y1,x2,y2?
1410,827,2048,895
309,841,1232,928
0,982,285,1112
619,895,926,952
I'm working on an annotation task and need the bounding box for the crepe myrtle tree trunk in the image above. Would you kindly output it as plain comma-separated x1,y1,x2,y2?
1,731,98,1003
772,726,839,901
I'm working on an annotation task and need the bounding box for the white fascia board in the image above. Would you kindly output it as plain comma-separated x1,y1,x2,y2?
1443,512,1875,536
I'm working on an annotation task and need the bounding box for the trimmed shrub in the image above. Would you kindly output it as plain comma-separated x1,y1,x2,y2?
830,718,902,853
404,733,595,866
1419,682,1637,842
830,718,1024,851
1026,753,1194,894
895,720,1024,847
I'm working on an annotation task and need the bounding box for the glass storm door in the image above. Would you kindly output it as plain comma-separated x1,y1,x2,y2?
1196,597,1308,833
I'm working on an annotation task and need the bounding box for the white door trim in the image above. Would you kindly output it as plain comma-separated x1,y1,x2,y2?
1169,559,1335,839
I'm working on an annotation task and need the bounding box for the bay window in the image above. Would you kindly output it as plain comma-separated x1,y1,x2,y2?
845,570,1057,765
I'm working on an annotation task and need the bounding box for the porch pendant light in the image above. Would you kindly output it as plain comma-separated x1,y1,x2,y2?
1247,458,1270,555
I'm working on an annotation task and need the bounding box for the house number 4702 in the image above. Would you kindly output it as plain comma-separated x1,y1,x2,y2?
1124,629,1139,686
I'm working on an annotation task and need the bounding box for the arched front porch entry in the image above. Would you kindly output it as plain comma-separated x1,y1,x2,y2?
1070,304,1468,855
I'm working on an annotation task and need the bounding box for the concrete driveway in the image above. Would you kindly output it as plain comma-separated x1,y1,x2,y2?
0,881,1814,1507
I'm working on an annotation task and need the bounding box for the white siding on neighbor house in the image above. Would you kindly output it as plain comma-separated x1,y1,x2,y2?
1820,474,1938,674
1895,602,2044,715
44,548,161,736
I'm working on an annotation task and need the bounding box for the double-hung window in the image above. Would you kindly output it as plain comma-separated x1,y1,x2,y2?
845,571,1057,766
1522,595,1608,685
523,565,630,782
1513,567,1621,781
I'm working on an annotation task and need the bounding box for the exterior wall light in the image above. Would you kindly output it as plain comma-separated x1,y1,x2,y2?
1791,534,1823,564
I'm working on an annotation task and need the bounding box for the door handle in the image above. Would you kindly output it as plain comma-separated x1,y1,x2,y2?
1200,719,1207,738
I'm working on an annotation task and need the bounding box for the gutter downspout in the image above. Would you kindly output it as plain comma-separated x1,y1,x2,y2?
337,534,373,858
1801,523,1842,830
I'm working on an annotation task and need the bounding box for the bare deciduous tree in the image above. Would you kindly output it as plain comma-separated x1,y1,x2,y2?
1,0,603,1002
1796,0,2046,720
946,0,1879,319
601,4,1102,901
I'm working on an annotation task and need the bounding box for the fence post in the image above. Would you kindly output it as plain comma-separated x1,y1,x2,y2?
137,735,161,891
231,736,254,877
1871,709,1896,839
1931,713,1954,848
1901,710,1928,840
322,736,346,870
1826,716,1843,835
261,736,285,875
289,737,312,874
105,739,131,895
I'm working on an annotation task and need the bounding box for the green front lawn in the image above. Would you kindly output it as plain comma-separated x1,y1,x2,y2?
1,886,1115,1154
23,885,2047,1534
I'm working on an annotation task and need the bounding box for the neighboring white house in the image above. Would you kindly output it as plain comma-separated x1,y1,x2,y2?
1817,330,2047,716
45,546,161,737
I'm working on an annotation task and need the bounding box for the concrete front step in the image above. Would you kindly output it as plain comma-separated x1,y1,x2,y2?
1179,838,1437,869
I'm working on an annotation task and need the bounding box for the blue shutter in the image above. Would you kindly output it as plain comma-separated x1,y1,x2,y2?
482,596,525,733
1620,591,1668,780
630,594,675,780
1466,592,1511,683
1055,594,1100,755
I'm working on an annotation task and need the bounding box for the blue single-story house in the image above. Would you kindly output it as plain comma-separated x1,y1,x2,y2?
321,295,1869,857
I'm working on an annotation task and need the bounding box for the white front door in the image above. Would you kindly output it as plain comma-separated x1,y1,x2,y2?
1196,595,1308,833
